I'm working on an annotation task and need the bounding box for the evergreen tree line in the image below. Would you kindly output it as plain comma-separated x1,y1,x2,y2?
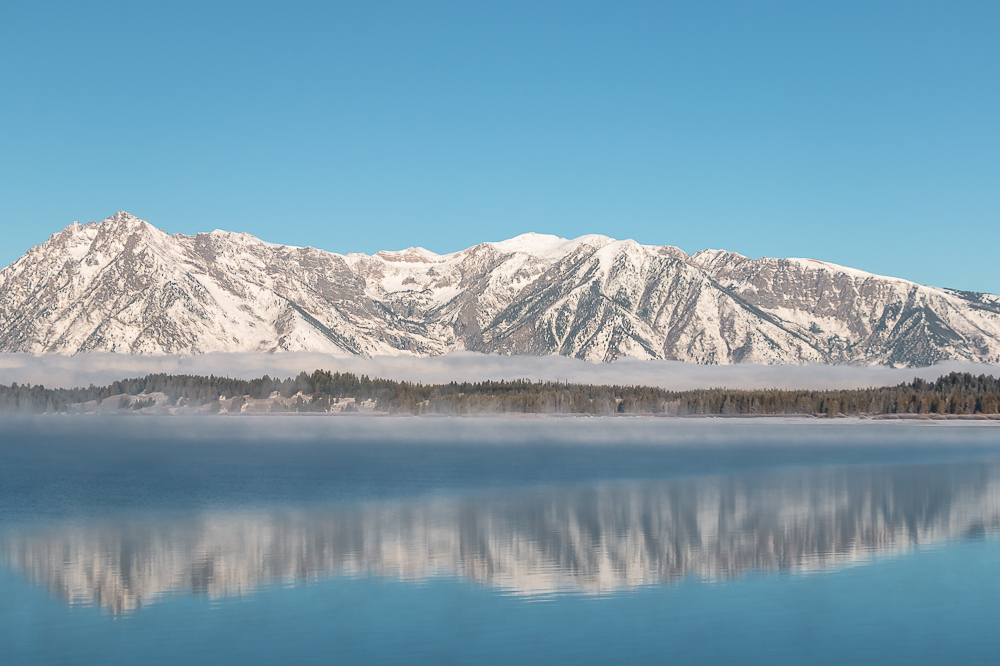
1,370,999,416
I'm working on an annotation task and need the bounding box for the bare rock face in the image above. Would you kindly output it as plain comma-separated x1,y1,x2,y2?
1,211,998,366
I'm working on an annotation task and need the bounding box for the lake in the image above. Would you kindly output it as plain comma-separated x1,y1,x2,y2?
1,416,999,664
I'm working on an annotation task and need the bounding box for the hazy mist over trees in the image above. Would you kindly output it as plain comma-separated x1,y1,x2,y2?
1,371,999,417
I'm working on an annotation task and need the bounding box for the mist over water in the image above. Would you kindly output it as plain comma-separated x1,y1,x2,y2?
1,417,999,523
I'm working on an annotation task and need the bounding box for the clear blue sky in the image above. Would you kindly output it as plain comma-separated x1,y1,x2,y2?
1,1,997,292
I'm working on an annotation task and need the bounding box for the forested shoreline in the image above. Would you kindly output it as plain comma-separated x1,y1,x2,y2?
1,370,1000,417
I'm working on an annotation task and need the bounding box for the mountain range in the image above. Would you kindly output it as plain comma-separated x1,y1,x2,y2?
1,211,998,366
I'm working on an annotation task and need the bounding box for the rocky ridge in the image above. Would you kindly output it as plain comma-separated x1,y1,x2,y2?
1,211,998,366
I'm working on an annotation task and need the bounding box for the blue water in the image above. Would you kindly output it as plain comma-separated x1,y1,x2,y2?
1,417,999,665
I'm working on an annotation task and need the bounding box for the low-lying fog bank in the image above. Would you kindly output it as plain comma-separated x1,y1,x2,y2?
2,351,999,391
1,414,998,447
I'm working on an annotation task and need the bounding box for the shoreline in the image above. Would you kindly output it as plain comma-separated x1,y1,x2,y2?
12,410,1000,423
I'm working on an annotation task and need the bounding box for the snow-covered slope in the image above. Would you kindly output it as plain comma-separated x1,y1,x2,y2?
1,211,999,366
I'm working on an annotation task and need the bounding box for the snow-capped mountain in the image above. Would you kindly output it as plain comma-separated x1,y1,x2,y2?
1,211,999,366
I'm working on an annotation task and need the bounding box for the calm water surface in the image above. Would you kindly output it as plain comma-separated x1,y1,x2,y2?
1,417,999,664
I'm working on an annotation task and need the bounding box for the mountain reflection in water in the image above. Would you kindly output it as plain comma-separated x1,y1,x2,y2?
4,461,1000,614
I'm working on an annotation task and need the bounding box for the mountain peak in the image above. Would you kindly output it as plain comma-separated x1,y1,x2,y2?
94,210,147,229
86,210,156,235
